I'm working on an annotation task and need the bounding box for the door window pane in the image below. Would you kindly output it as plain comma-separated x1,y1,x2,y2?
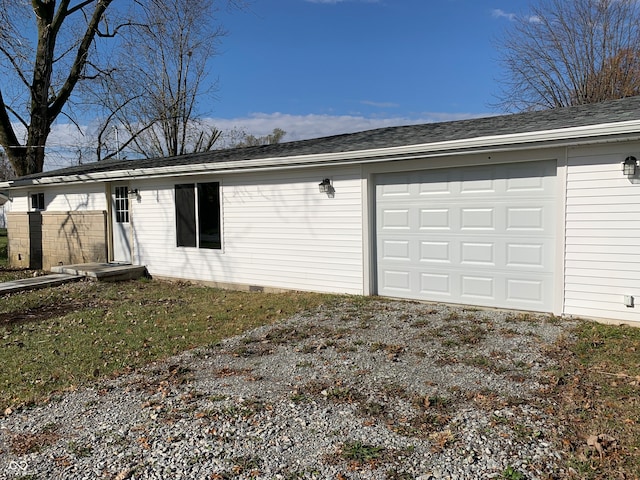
114,186,129,223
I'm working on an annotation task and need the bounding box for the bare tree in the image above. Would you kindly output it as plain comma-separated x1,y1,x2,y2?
0,0,116,175
0,0,243,173
496,0,640,111
228,128,287,148
93,0,234,160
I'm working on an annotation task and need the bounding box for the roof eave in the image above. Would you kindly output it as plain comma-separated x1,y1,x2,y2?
7,119,640,188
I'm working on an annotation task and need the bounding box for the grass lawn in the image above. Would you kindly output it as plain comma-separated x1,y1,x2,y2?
546,322,640,479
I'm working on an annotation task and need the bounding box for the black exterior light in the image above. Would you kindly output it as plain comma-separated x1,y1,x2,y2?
623,156,638,176
319,178,332,193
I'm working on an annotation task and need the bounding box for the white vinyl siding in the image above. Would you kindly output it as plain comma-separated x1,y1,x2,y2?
42,184,108,211
5,185,107,212
564,144,640,323
5,195,31,212
132,167,364,294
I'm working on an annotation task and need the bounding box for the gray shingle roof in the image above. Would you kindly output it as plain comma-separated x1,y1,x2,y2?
17,95,640,181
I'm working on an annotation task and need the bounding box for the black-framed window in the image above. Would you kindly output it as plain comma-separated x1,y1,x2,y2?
30,193,45,211
175,182,221,249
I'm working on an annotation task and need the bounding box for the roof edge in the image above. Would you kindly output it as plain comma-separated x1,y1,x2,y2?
8,118,640,187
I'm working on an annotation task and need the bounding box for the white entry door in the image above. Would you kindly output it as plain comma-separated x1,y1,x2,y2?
375,161,557,312
111,185,132,263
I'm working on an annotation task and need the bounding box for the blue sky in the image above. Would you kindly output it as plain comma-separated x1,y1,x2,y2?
43,0,533,168
201,0,531,141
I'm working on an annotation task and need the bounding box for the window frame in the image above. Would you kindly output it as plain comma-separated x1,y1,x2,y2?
30,192,45,211
175,181,222,250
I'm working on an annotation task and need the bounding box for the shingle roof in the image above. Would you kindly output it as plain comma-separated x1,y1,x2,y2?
17,95,640,181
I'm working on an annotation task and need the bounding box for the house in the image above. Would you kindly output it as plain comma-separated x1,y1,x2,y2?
1,96,640,326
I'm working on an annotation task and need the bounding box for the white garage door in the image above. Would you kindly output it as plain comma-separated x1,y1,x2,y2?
376,161,557,312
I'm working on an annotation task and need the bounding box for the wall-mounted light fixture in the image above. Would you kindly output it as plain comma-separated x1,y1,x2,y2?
318,178,332,193
623,156,638,176
127,188,139,197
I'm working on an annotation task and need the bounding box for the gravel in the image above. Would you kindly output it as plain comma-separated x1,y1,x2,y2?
0,299,577,479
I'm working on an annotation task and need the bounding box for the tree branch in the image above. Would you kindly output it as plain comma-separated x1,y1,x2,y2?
48,0,113,120
66,0,99,17
0,44,31,89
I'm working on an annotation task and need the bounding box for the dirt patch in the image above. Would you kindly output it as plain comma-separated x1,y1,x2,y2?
0,302,82,327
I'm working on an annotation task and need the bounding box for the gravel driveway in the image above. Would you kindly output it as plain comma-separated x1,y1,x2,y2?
0,299,576,479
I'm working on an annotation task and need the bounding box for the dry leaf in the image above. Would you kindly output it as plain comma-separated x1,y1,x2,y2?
586,433,617,460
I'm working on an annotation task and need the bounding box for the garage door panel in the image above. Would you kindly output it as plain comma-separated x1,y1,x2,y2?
376,161,557,312
460,166,496,193
461,242,495,265
461,275,495,299
420,272,451,295
420,208,451,229
506,243,545,268
381,240,411,261
419,170,452,195
420,241,450,263
382,270,411,291
506,207,544,230
381,209,411,230
507,278,544,303
460,208,495,230
380,183,411,197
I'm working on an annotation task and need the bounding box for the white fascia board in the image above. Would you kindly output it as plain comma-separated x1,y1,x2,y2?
9,119,640,187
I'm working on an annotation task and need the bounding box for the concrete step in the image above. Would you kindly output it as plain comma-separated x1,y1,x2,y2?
0,273,83,295
51,263,148,282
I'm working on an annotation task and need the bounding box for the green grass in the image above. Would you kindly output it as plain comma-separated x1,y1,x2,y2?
546,322,640,479
0,279,335,410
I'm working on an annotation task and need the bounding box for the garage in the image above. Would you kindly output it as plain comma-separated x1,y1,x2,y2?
375,160,558,312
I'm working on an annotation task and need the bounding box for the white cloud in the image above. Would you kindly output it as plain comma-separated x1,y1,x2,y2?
206,111,489,145
491,9,516,21
39,110,489,170
492,8,541,23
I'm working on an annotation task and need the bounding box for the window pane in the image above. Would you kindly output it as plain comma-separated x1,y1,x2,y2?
175,184,196,247
31,193,45,210
198,182,221,249
114,187,129,223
